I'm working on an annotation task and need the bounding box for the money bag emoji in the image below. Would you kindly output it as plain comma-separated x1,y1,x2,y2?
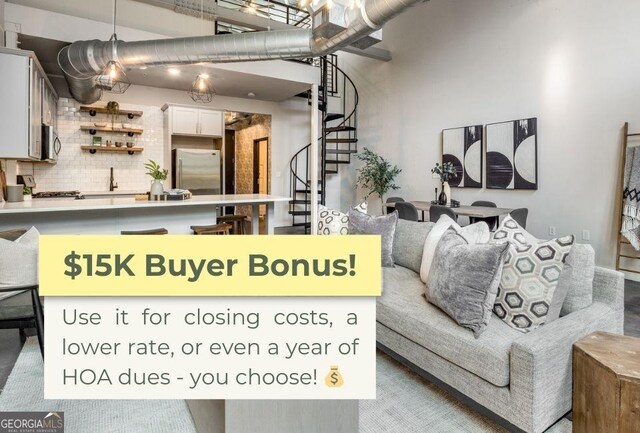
325,366,344,388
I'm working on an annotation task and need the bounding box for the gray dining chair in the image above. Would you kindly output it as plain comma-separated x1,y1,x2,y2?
429,205,458,223
395,202,419,221
385,197,405,215
469,200,498,231
510,208,529,229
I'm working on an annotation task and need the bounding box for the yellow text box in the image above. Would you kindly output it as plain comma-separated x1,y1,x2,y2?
39,235,381,296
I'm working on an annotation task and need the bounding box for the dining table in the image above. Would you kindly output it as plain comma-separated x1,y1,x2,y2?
388,201,514,221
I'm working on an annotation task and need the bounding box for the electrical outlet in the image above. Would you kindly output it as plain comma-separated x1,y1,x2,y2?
582,230,591,241
549,226,557,236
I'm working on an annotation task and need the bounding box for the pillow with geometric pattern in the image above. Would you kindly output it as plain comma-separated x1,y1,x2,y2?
317,201,367,235
491,216,574,332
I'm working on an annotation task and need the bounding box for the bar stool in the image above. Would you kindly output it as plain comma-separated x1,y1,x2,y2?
217,214,248,235
191,223,232,235
120,228,168,235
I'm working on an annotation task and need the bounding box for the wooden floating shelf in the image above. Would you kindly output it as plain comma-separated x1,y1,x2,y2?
80,125,144,136
81,145,143,155
80,106,143,118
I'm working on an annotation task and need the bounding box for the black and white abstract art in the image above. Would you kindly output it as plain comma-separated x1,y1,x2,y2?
442,125,483,188
486,118,538,190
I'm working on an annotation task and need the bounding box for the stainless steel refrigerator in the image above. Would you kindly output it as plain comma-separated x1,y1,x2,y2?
172,148,221,195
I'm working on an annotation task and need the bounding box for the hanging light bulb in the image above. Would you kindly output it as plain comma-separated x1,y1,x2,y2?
326,0,333,9
189,73,215,103
97,60,131,94
299,0,308,7
97,0,131,96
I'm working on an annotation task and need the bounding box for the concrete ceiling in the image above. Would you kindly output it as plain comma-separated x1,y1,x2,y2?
19,34,312,101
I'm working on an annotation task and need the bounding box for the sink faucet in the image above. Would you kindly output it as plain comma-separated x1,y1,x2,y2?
109,167,118,191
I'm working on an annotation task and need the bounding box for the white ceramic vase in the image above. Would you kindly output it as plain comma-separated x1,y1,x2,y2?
150,179,164,197
443,181,451,205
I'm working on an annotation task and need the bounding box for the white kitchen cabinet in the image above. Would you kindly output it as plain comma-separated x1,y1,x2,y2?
198,109,223,137
171,106,200,135
0,48,57,161
163,104,223,137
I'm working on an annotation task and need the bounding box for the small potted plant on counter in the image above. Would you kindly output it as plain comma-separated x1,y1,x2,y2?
23,185,32,201
145,160,168,198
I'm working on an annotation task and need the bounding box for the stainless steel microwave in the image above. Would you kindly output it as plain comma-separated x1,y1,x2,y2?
41,124,61,162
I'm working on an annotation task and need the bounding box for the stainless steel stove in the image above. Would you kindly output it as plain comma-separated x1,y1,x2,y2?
32,191,85,199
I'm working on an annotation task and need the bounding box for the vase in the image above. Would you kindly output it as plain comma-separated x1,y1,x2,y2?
438,187,447,205
150,179,164,197
443,181,451,205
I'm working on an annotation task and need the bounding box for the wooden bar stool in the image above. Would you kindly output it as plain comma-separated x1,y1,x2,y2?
121,228,168,235
217,214,248,235
191,223,231,235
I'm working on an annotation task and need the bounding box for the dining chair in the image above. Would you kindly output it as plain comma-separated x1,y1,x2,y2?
470,200,498,231
385,197,405,215
510,208,529,229
395,202,419,221
429,205,458,223
0,228,44,358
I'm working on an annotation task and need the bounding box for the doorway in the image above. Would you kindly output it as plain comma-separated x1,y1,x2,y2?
224,129,236,215
253,137,269,217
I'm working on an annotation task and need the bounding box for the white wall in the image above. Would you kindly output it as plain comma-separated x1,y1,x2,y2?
335,0,640,268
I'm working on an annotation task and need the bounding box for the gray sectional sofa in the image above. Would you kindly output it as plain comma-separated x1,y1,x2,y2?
378,220,625,433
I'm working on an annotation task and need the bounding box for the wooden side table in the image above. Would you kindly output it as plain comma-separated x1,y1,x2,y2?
573,332,640,433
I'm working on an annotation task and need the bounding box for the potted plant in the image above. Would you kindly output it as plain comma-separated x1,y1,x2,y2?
431,162,457,205
23,185,32,201
144,160,168,197
106,101,119,129
355,148,402,214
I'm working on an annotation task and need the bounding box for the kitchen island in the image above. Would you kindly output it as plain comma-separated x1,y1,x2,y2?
0,194,291,235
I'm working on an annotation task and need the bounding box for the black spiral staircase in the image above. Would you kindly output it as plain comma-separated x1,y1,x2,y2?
288,55,359,232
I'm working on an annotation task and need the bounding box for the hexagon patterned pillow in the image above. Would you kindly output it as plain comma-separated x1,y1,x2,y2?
492,216,574,332
317,202,367,235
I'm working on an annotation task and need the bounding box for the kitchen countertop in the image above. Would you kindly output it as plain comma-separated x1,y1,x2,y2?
0,194,291,215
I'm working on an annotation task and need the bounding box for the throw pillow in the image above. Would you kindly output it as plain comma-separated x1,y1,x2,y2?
425,228,509,338
393,220,434,274
0,226,39,289
317,201,367,235
492,218,575,331
348,209,398,267
419,214,491,283
492,215,593,319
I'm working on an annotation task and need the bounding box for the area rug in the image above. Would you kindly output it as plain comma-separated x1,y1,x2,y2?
360,351,572,433
0,338,197,433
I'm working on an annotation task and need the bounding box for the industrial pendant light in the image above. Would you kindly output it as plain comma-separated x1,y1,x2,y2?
189,73,216,103
189,0,215,103
97,0,131,95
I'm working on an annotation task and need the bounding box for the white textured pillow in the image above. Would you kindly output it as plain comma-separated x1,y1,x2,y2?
419,215,490,282
317,202,367,235
0,227,39,289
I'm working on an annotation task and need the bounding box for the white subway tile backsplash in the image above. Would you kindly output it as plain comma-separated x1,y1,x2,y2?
19,100,165,193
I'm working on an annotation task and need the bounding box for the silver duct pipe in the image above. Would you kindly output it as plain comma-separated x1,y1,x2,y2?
59,0,425,103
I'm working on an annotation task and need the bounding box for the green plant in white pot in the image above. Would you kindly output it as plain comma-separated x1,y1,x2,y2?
145,160,168,197
355,148,402,214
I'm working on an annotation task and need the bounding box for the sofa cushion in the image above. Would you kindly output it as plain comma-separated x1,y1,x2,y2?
559,244,595,316
393,220,434,273
378,266,522,387
317,201,367,235
349,210,398,267
426,229,508,338
420,215,491,283
0,227,39,289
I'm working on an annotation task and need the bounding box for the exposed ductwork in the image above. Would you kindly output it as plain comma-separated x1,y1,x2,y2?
58,0,426,103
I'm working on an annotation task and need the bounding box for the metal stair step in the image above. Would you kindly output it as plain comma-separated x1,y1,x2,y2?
289,210,311,216
290,199,322,205
324,113,344,122
292,222,312,227
325,159,351,164
325,149,357,154
326,138,358,143
325,169,339,174
295,189,323,194
325,126,356,133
